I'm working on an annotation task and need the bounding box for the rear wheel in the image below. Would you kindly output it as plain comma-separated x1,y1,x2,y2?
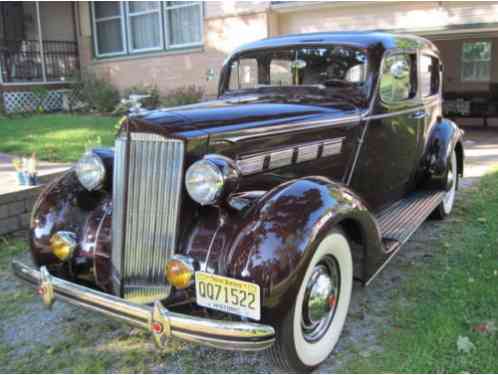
269,228,353,372
433,149,458,219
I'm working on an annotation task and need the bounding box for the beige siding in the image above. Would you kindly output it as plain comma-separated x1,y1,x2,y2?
205,1,270,19
278,2,498,34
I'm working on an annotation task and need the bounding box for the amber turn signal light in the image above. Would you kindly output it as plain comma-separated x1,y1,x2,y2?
49,231,77,262
165,256,195,289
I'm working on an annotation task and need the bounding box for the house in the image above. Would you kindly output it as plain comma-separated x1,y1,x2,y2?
3,1,498,118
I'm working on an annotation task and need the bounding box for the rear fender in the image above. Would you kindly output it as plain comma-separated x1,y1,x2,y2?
418,118,464,190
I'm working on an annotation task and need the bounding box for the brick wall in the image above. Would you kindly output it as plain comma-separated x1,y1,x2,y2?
0,187,41,236
0,173,65,237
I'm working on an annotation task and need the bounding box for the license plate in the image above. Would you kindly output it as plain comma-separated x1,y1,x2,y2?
195,272,261,320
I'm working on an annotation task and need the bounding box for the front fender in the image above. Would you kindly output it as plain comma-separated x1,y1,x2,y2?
30,170,111,289
418,118,464,190
215,177,385,320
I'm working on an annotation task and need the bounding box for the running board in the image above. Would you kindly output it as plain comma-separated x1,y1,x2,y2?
377,190,446,245
365,190,446,286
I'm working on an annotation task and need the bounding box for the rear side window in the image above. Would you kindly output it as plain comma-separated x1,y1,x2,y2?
420,54,440,97
380,54,417,103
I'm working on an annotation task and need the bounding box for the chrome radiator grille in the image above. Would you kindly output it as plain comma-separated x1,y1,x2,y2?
112,132,184,304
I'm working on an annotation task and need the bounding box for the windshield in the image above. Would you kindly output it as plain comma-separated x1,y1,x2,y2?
226,45,368,93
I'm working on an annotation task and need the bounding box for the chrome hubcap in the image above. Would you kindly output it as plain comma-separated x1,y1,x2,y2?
301,255,340,342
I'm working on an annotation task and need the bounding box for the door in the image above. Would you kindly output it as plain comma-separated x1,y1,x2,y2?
351,52,424,210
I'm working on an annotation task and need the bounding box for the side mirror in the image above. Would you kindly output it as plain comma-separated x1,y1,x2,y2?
390,60,409,80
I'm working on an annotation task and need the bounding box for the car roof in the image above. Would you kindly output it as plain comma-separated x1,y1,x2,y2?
233,31,438,55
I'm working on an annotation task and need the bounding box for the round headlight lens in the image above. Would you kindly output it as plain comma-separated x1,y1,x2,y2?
75,152,106,191
185,159,224,205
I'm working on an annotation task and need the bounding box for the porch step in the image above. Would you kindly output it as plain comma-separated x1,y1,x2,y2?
375,190,446,246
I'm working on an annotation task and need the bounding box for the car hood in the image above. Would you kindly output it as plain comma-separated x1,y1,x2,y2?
126,98,362,140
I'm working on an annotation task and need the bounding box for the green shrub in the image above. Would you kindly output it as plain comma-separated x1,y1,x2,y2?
77,72,120,113
161,85,204,107
31,86,49,112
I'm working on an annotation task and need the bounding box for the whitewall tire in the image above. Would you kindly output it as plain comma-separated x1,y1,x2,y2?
269,228,353,372
434,149,458,219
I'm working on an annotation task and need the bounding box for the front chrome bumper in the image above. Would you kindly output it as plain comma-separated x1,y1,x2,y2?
11,259,275,351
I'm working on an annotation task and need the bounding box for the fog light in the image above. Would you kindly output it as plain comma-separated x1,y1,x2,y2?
49,231,77,261
165,256,195,289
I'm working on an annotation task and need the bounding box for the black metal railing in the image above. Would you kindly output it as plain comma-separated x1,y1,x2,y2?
0,39,79,83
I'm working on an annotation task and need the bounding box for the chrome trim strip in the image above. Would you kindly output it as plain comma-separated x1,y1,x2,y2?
224,115,361,143
237,136,345,176
237,155,265,175
363,100,441,121
322,138,344,157
172,330,275,352
297,143,319,163
112,136,126,295
269,149,293,169
12,260,275,352
224,100,440,145
224,99,441,145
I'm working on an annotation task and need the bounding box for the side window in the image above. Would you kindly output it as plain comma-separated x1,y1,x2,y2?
229,58,258,90
270,59,292,86
380,54,417,103
420,55,440,97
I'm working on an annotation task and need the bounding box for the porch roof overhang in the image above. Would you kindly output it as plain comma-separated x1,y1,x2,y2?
271,1,370,13
270,2,498,40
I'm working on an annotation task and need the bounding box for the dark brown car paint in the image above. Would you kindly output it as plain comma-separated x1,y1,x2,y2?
180,177,384,320
29,32,464,321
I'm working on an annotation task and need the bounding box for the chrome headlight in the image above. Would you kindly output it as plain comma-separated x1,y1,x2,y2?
185,155,239,206
75,151,106,191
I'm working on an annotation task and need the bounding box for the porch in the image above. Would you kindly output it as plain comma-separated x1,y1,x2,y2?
0,2,79,113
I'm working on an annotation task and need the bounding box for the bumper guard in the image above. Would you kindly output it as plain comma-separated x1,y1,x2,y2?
12,259,275,351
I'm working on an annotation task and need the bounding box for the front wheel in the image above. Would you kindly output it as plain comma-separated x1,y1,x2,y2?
433,149,458,219
269,228,353,372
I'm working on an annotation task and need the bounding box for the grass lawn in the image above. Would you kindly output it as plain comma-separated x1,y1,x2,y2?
341,170,498,373
0,114,117,162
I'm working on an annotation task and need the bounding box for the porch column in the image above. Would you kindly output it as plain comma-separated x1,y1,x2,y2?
35,1,47,82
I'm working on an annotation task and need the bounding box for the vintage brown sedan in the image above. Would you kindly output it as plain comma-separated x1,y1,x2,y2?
13,32,464,372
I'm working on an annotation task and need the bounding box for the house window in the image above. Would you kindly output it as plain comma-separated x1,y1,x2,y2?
461,41,491,82
127,2,163,52
164,2,203,47
92,2,126,56
91,1,202,58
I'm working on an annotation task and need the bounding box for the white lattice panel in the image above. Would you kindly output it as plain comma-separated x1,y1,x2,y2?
3,90,68,113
